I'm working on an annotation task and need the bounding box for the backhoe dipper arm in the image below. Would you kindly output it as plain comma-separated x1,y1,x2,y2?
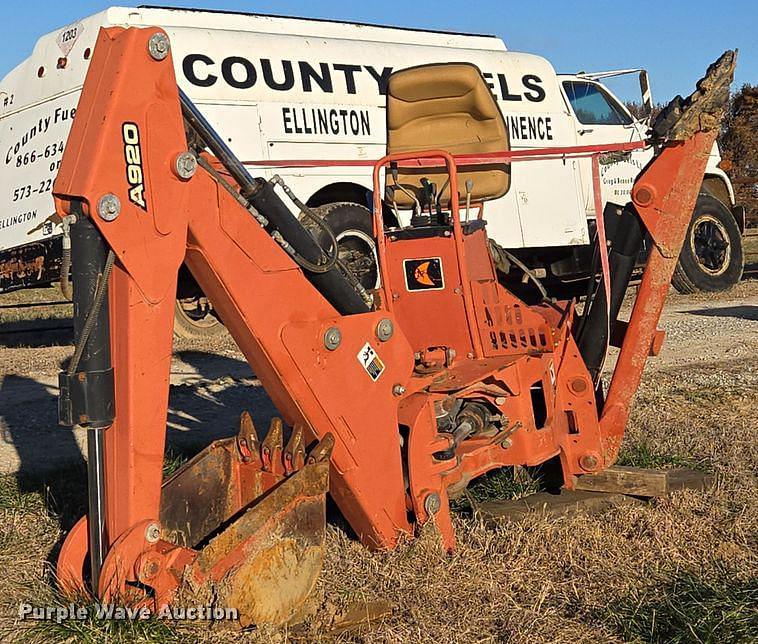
53,26,415,605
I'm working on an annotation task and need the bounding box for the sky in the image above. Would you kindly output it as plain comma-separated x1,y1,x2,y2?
1,0,755,103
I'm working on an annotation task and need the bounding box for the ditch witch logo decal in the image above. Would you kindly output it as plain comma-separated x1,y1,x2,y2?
122,122,147,210
403,257,445,291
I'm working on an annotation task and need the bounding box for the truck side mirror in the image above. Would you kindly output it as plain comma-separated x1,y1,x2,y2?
638,70,654,124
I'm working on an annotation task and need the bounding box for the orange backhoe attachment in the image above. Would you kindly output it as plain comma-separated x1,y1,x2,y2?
51,25,734,625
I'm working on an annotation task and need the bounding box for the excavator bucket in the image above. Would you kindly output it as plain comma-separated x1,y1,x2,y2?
58,415,332,627
167,419,332,625
187,456,329,626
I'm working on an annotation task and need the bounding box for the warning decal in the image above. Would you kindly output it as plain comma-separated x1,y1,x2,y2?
357,342,385,381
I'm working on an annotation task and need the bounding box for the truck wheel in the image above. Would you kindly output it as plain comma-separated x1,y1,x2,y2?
174,295,226,339
305,202,380,289
671,194,744,294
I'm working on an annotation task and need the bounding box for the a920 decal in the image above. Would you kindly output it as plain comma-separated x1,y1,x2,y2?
122,122,147,210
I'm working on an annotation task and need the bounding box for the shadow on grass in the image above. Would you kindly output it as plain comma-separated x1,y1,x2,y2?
450,460,562,514
599,568,758,643
0,318,73,348
685,305,758,321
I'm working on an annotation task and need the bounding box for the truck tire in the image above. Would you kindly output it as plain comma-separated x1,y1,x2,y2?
174,295,226,339
671,193,743,294
304,202,380,290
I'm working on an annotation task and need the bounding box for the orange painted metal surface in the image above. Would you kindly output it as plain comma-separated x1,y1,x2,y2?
599,131,719,462
52,25,720,618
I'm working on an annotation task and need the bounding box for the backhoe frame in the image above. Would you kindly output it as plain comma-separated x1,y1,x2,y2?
51,26,733,623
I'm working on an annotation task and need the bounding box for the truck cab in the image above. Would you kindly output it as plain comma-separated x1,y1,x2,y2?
556,70,745,293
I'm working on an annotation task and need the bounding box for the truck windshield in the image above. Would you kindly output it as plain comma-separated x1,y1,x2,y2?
562,81,632,126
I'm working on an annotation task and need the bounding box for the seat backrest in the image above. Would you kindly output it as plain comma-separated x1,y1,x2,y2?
386,63,510,209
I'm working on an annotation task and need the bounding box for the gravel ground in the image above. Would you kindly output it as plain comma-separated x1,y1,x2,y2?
610,279,758,369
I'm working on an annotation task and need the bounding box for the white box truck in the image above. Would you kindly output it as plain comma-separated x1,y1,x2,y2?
0,6,745,336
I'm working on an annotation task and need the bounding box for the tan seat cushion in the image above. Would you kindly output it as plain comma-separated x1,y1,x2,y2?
386,63,510,209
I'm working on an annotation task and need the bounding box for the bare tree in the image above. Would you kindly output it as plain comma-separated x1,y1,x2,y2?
624,101,664,122
719,84,758,225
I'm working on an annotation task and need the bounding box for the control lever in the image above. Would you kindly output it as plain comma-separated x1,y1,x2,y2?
419,178,435,216
390,164,421,217
464,179,474,221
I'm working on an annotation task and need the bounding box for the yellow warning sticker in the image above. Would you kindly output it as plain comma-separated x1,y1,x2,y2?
357,341,385,381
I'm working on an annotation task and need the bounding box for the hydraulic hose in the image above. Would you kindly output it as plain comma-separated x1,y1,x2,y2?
576,206,644,382
179,89,369,315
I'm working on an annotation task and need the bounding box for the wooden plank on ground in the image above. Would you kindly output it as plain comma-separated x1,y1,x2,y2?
665,468,714,492
573,466,712,497
573,466,668,496
477,489,643,524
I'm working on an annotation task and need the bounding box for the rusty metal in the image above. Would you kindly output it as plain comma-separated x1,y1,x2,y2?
0,241,54,292
97,432,332,625
236,410,262,466
261,417,285,475
159,438,251,549
306,433,335,464
284,423,306,475
189,457,330,626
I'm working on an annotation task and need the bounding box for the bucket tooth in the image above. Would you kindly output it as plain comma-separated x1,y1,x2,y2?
307,432,335,463
284,423,306,474
262,417,285,475
236,411,261,466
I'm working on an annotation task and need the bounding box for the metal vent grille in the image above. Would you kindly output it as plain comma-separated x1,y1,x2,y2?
473,283,554,355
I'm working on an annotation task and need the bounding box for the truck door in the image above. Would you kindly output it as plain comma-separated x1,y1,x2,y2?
561,79,647,215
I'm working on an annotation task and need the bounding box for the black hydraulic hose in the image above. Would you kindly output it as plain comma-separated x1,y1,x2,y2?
576,207,644,382
246,180,369,314
67,250,115,377
60,242,73,300
179,89,369,315
179,89,259,198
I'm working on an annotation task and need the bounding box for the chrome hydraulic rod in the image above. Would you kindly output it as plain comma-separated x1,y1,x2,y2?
58,209,115,592
179,89,369,314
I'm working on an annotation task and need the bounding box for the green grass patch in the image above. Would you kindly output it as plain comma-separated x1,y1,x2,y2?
669,384,745,406
0,474,46,514
162,449,189,479
451,467,542,512
601,568,758,643
617,440,700,470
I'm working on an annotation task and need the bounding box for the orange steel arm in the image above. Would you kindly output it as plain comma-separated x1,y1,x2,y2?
600,132,717,459
599,50,736,462
54,26,414,551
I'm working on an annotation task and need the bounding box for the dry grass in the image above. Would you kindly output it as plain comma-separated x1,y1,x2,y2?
0,357,756,643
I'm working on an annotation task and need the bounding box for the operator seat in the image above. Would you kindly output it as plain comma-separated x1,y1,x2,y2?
386,62,511,209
